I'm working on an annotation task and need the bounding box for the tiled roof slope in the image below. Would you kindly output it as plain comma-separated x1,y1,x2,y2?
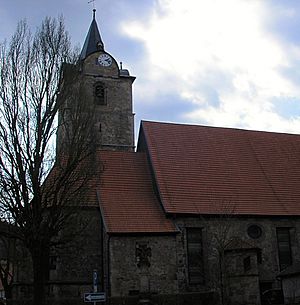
140,121,300,216
97,150,177,234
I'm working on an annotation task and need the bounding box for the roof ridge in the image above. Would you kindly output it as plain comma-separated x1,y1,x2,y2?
141,120,300,137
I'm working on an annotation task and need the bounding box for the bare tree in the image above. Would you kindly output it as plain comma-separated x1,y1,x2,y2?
202,200,237,305
0,17,95,305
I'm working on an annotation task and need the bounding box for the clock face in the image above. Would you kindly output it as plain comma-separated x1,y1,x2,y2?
98,54,112,67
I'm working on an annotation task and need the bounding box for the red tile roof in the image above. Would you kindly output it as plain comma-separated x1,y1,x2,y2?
140,121,300,216
97,151,177,234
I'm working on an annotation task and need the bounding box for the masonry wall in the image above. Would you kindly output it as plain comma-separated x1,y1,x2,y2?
176,216,300,291
282,275,300,304
225,249,260,305
108,235,178,297
19,207,299,305
12,211,300,304
50,207,103,300
83,74,135,150
105,216,300,304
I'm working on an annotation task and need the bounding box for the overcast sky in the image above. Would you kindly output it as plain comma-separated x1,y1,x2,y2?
2,0,300,137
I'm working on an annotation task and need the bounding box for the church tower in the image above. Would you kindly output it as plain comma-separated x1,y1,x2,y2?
57,9,135,153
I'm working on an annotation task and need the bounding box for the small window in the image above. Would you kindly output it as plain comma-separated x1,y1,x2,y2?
247,225,262,239
187,228,204,284
257,250,262,264
94,82,107,105
49,256,57,270
244,256,251,272
48,284,54,295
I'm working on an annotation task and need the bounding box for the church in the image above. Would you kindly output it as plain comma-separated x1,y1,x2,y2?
15,10,300,305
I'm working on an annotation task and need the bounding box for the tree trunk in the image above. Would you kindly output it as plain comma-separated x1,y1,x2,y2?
2,281,12,300
31,245,50,305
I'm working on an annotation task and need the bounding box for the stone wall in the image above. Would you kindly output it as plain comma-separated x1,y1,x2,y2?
108,235,178,297
225,249,260,305
173,216,300,294
14,207,300,304
49,207,103,301
83,74,135,150
282,275,300,304
43,213,300,304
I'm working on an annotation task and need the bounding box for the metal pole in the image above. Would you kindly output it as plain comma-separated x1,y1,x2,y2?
93,270,98,305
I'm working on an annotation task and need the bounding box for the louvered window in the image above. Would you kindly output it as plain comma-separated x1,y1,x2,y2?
94,82,107,105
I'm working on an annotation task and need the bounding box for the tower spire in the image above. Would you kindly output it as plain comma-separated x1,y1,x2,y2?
80,9,104,60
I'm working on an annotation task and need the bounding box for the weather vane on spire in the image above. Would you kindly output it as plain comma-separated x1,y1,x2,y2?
88,0,96,19
88,0,96,10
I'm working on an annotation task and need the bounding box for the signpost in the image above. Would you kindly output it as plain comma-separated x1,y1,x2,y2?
84,292,106,302
93,270,98,294
84,270,106,303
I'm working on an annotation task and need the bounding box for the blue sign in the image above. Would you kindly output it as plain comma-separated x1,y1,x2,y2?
84,292,106,302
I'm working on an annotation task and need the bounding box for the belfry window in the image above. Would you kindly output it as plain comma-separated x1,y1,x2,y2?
94,82,107,105
187,228,204,284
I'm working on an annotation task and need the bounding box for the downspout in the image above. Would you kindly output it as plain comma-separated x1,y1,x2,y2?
107,235,111,298
97,190,111,297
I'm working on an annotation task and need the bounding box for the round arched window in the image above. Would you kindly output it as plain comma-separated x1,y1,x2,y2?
247,225,262,239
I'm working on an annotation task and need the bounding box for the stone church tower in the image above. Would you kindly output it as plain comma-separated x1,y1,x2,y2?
57,9,135,153
45,11,137,300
